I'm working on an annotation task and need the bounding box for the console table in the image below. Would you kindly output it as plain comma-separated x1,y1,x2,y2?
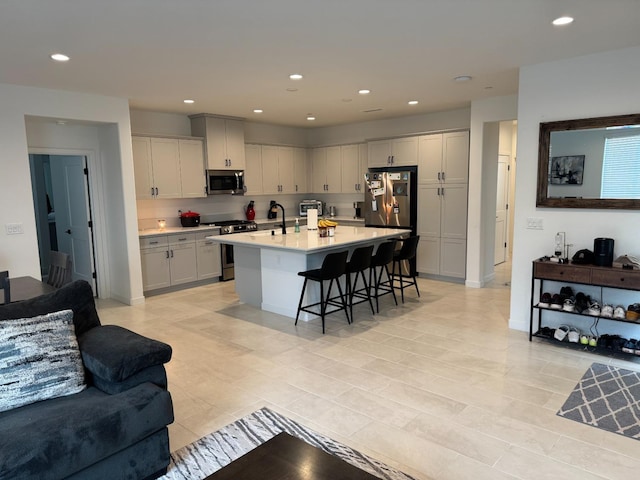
529,260,640,355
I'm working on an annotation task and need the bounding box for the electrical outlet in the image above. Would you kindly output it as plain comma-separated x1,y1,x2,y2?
5,223,24,235
526,217,543,230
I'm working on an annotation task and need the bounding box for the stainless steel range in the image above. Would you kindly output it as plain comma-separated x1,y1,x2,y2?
206,220,257,281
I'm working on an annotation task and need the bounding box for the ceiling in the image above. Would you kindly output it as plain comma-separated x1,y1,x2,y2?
2,1,640,128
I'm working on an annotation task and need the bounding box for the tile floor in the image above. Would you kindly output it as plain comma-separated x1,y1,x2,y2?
96,263,640,480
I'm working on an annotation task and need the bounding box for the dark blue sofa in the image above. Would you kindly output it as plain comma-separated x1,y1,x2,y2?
0,280,174,480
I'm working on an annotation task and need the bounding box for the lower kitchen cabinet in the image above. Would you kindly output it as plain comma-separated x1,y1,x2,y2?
196,232,221,280
417,237,466,278
140,233,197,292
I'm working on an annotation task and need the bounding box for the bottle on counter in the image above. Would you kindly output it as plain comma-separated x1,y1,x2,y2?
294,218,300,233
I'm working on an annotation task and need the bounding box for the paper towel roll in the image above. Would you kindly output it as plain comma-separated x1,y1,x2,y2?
307,209,318,230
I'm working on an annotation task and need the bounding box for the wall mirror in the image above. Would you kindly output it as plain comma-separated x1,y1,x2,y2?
537,113,640,209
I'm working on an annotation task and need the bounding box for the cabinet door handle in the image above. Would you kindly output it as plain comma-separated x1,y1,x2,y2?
151,187,155,196
295,184,298,192
442,171,445,181
165,251,169,258
441,187,444,196
150,241,159,245
437,172,441,181
178,237,187,241
170,250,174,258
155,187,159,196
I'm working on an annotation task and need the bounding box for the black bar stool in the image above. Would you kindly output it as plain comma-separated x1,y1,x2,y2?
345,245,375,321
391,236,420,303
295,250,350,334
369,241,398,313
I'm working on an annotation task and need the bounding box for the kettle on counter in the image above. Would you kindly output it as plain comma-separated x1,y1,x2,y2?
246,201,255,221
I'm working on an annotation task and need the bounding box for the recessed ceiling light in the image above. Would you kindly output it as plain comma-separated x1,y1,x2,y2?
453,75,472,82
408,100,419,105
306,115,316,121
289,73,303,80
358,89,371,95
253,109,263,114
50,53,70,62
56,120,67,125
552,16,574,26
183,99,195,104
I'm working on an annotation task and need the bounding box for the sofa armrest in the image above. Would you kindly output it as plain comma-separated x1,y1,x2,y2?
78,325,172,383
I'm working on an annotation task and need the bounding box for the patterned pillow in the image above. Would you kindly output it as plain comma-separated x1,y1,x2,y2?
0,309,86,412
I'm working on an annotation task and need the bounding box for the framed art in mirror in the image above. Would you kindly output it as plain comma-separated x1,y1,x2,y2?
537,113,640,209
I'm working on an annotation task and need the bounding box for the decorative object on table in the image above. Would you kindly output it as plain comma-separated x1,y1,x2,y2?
267,200,277,219
572,248,594,265
593,237,614,267
613,254,640,270
557,362,640,440
549,155,585,185
179,210,201,227
158,219,166,230
161,407,417,480
245,200,255,221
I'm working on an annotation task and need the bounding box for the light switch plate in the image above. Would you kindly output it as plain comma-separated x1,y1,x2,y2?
5,223,24,235
526,217,543,230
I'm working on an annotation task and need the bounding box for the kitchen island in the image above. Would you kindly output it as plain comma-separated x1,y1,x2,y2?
206,226,406,320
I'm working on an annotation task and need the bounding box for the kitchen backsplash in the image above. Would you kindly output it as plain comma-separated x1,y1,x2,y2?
137,193,363,230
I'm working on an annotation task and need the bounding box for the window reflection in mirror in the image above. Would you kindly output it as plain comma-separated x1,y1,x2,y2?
537,113,640,209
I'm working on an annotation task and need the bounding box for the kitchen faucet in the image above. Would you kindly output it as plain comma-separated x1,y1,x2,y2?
274,203,286,234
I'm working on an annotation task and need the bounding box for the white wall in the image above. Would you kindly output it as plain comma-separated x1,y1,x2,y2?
0,84,142,304
510,45,640,333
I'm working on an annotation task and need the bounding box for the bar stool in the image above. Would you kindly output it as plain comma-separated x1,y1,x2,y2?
295,250,350,334
369,241,398,313
391,236,420,303
345,245,375,321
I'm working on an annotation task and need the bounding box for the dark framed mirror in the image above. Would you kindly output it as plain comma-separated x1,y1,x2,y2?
537,113,640,209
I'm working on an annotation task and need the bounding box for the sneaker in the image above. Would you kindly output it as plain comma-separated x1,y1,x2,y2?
622,339,637,354
587,301,601,316
560,286,575,299
626,303,640,321
579,334,589,345
554,325,570,341
568,327,580,343
589,336,598,347
613,306,626,319
562,298,576,312
613,336,628,352
600,304,614,318
575,292,590,314
550,294,563,310
539,292,552,308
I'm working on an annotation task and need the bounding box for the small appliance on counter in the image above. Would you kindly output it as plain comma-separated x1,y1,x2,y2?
245,201,255,221
328,206,337,217
268,200,278,219
179,210,200,227
299,200,323,217
353,201,363,218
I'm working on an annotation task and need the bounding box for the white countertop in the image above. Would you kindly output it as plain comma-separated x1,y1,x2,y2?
138,225,220,238
205,226,406,253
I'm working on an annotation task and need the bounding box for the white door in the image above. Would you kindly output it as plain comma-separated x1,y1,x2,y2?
50,156,96,291
494,155,510,265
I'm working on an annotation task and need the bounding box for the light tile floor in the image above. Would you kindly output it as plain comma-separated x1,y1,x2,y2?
96,263,640,480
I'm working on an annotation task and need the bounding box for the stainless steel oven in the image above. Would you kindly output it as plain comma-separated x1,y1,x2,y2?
208,220,257,281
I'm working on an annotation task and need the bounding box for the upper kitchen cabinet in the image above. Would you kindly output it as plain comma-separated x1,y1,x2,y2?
341,144,367,193
244,144,263,195
132,136,181,199
368,136,418,167
190,114,245,170
312,146,342,193
261,145,295,194
418,131,469,185
293,147,308,194
132,136,205,200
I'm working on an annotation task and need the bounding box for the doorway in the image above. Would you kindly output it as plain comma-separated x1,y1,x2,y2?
29,154,97,292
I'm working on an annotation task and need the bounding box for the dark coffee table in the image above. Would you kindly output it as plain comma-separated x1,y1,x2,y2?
204,432,380,479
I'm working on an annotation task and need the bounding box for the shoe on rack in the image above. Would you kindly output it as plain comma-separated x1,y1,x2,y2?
626,303,640,321
568,327,580,343
613,305,627,319
539,292,552,308
612,336,628,352
554,325,570,341
600,304,614,318
579,334,589,345
622,339,637,355
575,292,590,314
589,336,598,347
538,326,555,338
587,301,601,316
550,294,564,310
562,298,576,312
560,286,575,299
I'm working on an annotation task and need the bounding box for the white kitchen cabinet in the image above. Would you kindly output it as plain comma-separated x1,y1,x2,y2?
140,246,171,291
368,136,419,167
196,232,221,280
340,143,367,193
244,144,263,195
139,233,198,291
417,236,466,278
190,115,245,170
178,139,206,198
261,146,295,194
168,234,198,285
311,146,342,193
418,131,469,184
132,136,205,199
293,147,308,194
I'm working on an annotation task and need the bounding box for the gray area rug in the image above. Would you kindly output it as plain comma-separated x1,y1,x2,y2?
557,362,640,439
160,407,416,480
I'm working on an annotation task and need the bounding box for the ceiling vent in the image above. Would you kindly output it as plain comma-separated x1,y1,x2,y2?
362,108,383,113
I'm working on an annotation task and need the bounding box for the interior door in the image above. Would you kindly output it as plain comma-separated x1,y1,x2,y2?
494,155,510,265
50,155,96,290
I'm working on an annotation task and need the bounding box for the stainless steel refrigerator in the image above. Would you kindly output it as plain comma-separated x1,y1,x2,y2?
364,166,417,275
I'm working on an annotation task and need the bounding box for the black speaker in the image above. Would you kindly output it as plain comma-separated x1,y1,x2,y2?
593,238,614,267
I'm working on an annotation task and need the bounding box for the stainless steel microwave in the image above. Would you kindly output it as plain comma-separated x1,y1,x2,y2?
207,170,245,195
